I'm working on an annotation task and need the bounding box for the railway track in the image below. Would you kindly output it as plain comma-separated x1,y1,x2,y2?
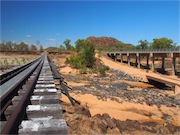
0,53,68,134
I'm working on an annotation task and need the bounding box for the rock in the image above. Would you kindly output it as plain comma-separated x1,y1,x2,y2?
113,119,141,132
174,100,180,105
104,118,116,129
146,99,153,106
105,85,109,89
165,123,180,134
98,123,107,134
102,119,108,128
106,127,120,134
154,125,170,134
64,106,75,114
102,113,111,119
75,106,91,117
92,114,102,119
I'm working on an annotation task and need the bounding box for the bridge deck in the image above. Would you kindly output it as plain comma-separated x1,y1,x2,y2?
146,75,180,94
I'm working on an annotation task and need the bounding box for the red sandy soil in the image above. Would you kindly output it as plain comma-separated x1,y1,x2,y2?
53,53,180,127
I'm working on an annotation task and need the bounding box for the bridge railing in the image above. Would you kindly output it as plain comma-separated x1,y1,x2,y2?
106,47,180,54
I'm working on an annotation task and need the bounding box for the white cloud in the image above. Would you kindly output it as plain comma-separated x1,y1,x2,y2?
47,38,56,41
26,35,31,38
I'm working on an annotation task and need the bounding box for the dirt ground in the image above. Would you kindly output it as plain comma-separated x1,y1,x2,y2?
50,53,180,134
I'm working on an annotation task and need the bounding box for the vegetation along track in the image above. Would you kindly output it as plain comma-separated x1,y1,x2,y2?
0,53,68,134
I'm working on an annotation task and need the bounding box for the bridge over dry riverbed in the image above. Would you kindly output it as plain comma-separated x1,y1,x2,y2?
107,49,180,94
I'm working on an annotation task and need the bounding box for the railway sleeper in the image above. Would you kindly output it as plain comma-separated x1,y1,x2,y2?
19,119,68,134
33,88,61,95
30,95,60,104
35,84,56,88
37,80,55,84
38,77,54,81
26,104,62,120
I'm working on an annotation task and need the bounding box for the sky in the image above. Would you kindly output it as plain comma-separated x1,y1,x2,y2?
1,0,179,48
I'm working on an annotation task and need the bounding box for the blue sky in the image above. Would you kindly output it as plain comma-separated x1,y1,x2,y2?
1,0,179,48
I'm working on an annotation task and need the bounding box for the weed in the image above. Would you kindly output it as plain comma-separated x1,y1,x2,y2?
15,58,21,65
3,59,9,68
11,59,15,65
21,57,26,64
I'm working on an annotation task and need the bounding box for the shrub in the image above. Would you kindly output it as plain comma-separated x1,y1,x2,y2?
11,60,15,65
21,58,26,64
65,39,96,73
97,66,110,77
105,66,110,71
98,67,106,77
15,58,20,65
3,59,9,68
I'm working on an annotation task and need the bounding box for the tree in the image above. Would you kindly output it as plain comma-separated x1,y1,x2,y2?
0,42,6,52
6,41,13,52
80,42,95,68
113,42,124,50
59,45,65,50
76,39,96,68
36,40,40,50
63,39,72,51
136,40,149,50
30,44,37,52
150,37,176,49
40,45,44,52
19,42,29,53
75,39,86,52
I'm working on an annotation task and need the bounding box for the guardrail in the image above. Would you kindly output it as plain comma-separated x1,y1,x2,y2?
106,47,180,53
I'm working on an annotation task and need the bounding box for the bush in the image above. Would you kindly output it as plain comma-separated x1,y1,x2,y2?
97,66,110,77
65,39,96,73
21,58,26,64
98,67,106,77
11,60,15,65
3,59,9,68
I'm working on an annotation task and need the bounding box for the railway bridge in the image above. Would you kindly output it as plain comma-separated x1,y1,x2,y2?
107,49,180,94
107,49,180,76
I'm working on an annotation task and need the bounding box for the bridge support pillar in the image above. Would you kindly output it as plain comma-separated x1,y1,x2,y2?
151,53,155,71
119,54,122,62
136,53,140,68
111,54,116,61
146,54,149,68
127,53,130,65
161,56,165,71
171,53,176,76
120,54,123,62
114,54,117,61
174,85,180,95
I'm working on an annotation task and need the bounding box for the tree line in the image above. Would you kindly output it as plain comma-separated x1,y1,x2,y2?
0,41,43,53
59,37,179,52
135,37,178,50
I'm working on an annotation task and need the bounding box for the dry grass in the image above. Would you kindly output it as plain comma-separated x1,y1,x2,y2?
0,53,40,72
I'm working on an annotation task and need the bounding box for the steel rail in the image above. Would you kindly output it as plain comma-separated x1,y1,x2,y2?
0,57,41,85
0,55,43,121
1,56,44,134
